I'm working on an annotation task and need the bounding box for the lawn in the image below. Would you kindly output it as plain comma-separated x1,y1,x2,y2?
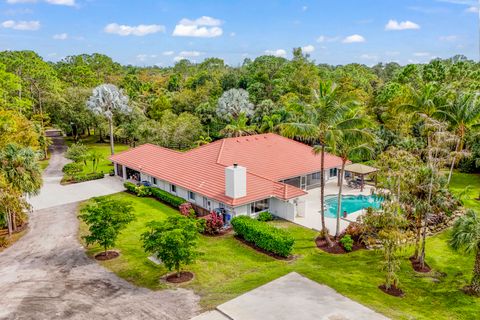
78,172,480,320
66,135,129,175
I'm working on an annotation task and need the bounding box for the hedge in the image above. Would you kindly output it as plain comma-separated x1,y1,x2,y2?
63,172,104,184
231,216,294,257
123,182,187,208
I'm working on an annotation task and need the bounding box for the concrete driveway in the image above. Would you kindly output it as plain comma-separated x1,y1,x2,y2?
0,135,200,319
193,272,388,320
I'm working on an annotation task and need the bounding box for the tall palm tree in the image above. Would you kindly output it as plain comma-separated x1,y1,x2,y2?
280,81,364,245
438,92,480,184
325,130,374,238
220,113,257,137
450,210,480,296
0,144,42,234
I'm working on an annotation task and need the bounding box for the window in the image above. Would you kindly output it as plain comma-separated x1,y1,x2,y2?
329,168,338,177
188,191,196,201
170,184,176,193
311,172,321,180
250,199,269,215
152,177,157,185
203,197,211,210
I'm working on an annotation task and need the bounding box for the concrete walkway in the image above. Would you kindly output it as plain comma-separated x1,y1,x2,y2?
0,134,200,319
192,272,388,320
28,134,125,210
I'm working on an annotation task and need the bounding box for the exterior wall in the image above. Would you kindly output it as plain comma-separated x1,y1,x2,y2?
270,198,296,221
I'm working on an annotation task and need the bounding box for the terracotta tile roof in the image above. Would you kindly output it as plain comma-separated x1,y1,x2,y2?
110,133,343,207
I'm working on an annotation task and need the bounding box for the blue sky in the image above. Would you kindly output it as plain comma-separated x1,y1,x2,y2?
0,0,478,66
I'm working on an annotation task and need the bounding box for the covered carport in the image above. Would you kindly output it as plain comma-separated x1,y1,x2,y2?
344,163,379,192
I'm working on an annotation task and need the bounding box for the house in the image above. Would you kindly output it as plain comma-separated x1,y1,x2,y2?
110,133,344,223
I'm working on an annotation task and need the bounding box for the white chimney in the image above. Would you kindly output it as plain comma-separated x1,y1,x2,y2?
225,163,247,198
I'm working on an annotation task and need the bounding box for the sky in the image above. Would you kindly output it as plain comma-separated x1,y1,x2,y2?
0,0,479,67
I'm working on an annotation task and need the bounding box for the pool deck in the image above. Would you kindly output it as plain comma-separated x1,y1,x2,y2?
293,180,376,233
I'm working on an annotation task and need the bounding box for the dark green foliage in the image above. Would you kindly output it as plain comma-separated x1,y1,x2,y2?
65,172,104,183
80,197,136,254
123,181,137,193
62,162,83,175
149,187,186,208
257,211,274,222
231,215,294,257
142,215,201,275
339,234,354,252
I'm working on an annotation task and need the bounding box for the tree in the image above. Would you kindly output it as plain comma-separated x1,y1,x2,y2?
0,144,42,234
87,84,131,155
217,88,254,121
79,197,135,256
220,113,257,137
450,210,480,296
142,215,201,277
438,92,480,184
280,81,363,246
327,129,374,237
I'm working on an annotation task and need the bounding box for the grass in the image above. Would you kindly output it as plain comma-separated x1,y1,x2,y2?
65,135,129,175
78,172,480,319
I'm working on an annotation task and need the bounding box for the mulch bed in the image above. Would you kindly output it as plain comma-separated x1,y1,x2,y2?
95,250,119,261
202,228,233,237
165,271,194,284
234,235,295,261
315,236,365,254
379,284,405,297
409,256,432,273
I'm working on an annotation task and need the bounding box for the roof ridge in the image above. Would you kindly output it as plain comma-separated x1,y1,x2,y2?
216,138,226,164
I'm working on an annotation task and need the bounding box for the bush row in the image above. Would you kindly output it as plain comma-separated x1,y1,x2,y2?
63,172,104,184
231,216,294,257
123,182,187,208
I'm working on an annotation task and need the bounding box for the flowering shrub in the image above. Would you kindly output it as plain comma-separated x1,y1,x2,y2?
179,203,196,218
202,212,224,235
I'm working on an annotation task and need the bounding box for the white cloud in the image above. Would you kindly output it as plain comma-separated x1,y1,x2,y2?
173,50,202,62
466,6,478,13
45,0,75,5
301,45,315,53
439,35,458,41
162,51,174,56
342,34,365,43
385,19,420,30
136,54,158,62
104,23,165,36
1,20,40,30
172,16,223,38
53,32,68,40
302,5,308,11
385,50,400,56
360,54,378,60
316,35,339,43
414,52,430,56
264,49,287,57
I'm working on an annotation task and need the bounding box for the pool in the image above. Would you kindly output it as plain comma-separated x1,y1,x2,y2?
324,194,383,218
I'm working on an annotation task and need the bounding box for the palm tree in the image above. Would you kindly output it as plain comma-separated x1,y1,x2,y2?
87,84,131,155
0,144,42,234
326,130,374,238
220,113,257,137
450,210,480,296
438,92,480,184
280,81,364,245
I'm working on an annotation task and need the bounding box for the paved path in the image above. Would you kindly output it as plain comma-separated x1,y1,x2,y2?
193,272,388,320
0,135,200,320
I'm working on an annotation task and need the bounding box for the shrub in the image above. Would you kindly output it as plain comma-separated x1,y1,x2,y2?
65,143,88,163
257,211,273,222
62,162,84,175
179,203,196,218
345,222,363,243
149,187,187,208
0,235,9,248
339,234,354,252
231,216,294,257
136,185,151,197
124,181,137,193
63,172,104,184
202,213,224,235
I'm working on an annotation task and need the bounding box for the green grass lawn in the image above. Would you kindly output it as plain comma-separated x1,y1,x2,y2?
78,172,480,319
66,135,129,175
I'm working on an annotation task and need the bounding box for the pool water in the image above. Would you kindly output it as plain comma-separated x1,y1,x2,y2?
325,194,383,218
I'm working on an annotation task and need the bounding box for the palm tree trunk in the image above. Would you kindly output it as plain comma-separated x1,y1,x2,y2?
447,138,461,185
5,210,12,236
470,249,480,295
335,161,346,238
109,118,115,155
320,145,333,246
420,150,437,268
413,214,421,260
